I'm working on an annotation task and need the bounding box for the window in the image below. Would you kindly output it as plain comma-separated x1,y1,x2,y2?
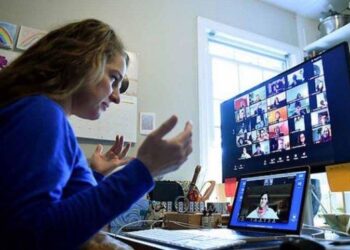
197,17,302,183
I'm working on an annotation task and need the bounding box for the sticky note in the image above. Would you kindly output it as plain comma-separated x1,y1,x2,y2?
326,163,350,192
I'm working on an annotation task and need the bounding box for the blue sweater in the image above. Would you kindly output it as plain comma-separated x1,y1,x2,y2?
0,95,154,249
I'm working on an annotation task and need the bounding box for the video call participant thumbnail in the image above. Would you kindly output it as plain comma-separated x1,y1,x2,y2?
268,106,287,124
246,193,279,220
313,125,332,144
270,135,290,152
290,132,307,147
268,77,285,96
249,86,266,105
287,68,305,88
267,92,286,111
290,115,305,133
253,113,267,130
311,109,330,127
240,147,252,159
288,99,309,117
315,92,328,110
239,177,294,223
286,82,309,103
313,60,324,77
268,121,289,139
253,141,269,156
250,101,267,117
315,76,326,93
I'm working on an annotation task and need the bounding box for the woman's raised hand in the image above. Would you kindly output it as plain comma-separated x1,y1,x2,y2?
137,115,192,177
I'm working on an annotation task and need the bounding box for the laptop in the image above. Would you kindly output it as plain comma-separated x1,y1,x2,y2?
122,166,310,250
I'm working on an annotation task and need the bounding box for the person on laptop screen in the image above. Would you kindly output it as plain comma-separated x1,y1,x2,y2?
246,192,279,220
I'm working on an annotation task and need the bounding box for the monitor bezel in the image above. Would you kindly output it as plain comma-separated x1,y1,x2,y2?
228,165,310,235
221,42,350,178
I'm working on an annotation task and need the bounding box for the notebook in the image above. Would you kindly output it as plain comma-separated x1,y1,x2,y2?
123,166,310,250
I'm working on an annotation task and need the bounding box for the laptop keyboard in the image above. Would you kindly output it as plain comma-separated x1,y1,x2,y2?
125,228,246,250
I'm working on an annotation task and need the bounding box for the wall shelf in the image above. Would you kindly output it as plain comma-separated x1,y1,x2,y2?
304,23,350,52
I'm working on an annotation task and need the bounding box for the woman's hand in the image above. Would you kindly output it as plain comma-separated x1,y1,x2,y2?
90,135,131,176
137,115,193,177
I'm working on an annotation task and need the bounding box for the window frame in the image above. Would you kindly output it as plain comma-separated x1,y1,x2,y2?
197,16,302,183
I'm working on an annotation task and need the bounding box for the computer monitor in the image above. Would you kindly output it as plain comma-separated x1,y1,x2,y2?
221,42,350,179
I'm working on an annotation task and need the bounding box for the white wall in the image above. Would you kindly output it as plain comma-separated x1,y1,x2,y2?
0,0,318,181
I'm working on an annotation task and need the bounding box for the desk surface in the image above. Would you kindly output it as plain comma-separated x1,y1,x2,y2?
115,234,283,250
115,233,350,250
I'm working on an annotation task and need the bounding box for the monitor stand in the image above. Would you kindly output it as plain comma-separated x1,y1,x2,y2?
303,179,314,226
301,178,326,238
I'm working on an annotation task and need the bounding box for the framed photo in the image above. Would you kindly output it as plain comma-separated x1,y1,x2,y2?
140,112,155,135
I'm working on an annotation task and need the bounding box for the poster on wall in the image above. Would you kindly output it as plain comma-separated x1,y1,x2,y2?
0,21,17,49
140,112,156,135
0,48,20,69
69,95,138,142
16,26,47,50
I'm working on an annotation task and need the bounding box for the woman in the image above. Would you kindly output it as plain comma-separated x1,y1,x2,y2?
315,77,325,92
273,96,280,108
298,133,306,146
246,193,279,220
240,147,251,159
237,137,245,146
320,127,332,143
255,114,265,129
274,126,284,138
0,19,192,249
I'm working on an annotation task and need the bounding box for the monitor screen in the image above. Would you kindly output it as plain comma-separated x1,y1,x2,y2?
228,167,309,234
221,42,350,178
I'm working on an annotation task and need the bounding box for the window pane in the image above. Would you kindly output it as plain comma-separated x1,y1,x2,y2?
234,48,259,65
238,64,263,92
258,55,285,71
213,99,223,127
213,127,222,148
208,145,222,182
212,57,239,99
263,70,279,81
209,42,235,59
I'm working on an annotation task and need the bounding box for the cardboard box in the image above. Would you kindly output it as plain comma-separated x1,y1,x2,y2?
163,212,222,229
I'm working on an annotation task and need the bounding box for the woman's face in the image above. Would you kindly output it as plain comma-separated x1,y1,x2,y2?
260,194,268,208
278,139,284,149
275,126,280,134
300,133,305,143
323,128,330,137
71,54,127,120
275,111,280,120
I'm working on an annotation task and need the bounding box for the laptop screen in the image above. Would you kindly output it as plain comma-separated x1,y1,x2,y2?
228,166,309,234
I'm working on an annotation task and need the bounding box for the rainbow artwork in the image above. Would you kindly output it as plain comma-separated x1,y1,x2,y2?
0,21,17,49
16,26,46,51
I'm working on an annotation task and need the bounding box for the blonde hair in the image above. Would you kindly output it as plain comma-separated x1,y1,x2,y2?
0,19,127,106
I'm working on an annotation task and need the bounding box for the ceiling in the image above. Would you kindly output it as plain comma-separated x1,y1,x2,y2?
261,0,349,19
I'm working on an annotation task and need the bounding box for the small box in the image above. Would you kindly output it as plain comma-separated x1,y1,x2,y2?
163,212,222,229
164,212,202,229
